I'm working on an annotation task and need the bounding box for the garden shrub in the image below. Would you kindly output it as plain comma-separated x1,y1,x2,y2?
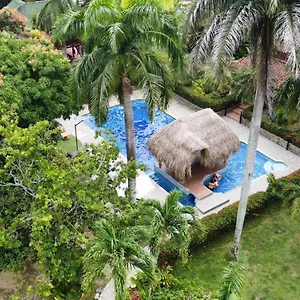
0,8,27,34
243,106,300,148
175,83,240,112
0,31,82,127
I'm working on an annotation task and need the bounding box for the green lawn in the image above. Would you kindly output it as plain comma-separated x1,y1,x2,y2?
57,135,82,153
174,205,300,299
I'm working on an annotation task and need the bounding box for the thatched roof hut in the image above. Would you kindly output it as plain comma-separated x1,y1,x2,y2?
147,108,240,182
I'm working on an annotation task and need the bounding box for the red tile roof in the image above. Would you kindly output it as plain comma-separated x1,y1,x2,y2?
232,56,291,88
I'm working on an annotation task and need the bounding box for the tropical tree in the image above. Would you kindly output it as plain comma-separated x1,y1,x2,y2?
82,220,155,300
0,101,138,298
35,0,75,33
187,0,300,257
274,75,300,124
0,31,81,127
53,0,183,199
140,190,195,263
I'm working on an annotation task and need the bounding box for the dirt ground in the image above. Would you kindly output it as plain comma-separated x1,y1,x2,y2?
0,264,40,300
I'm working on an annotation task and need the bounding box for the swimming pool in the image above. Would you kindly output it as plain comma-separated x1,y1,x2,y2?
84,99,287,205
203,142,287,193
84,100,175,173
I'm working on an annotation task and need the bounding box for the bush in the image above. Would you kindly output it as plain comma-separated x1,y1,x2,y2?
0,8,27,34
175,84,240,112
190,169,300,249
243,106,300,148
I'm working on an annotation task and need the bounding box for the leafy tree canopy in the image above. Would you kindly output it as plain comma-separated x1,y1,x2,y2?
0,31,82,127
0,102,138,298
0,8,27,34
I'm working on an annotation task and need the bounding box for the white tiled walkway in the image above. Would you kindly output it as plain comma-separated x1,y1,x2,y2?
57,91,300,216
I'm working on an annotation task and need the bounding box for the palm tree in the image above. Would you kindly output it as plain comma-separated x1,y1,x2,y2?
141,190,195,263
187,0,300,258
52,0,183,200
82,220,155,300
35,0,75,33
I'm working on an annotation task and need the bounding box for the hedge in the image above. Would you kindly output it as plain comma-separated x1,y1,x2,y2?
175,84,241,112
243,106,300,148
189,169,300,249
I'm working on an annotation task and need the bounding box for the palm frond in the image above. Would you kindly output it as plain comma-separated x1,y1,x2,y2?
88,56,120,125
211,4,257,73
188,0,236,27
52,9,85,43
112,253,128,300
219,261,245,300
124,3,161,31
291,197,300,219
84,0,120,33
274,3,300,76
275,76,300,122
36,0,74,33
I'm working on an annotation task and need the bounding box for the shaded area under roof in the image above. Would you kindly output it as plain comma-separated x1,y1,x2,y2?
147,108,240,182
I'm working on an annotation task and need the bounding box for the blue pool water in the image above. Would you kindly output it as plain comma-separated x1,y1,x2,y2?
84,100,287,206
84,100,175,173
204,142,286,193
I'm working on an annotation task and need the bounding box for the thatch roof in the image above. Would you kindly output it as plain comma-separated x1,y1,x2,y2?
147,108,240,182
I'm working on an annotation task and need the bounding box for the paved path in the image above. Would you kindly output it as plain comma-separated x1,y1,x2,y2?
58,91,300,216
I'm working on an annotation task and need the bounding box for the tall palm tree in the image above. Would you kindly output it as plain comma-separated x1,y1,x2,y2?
52,0,183,200
187,0,300,258
35,0,75,33
141,190,195,263
82,220,155,300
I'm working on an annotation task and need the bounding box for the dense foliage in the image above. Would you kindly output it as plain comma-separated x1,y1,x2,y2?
243,106,300,148
175,83,240,112
0,101,138,298
0,31,81,127
0,8,27,34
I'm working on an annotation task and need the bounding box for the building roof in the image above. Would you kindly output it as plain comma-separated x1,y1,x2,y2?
147,108,240,182
233,56,291,88
7,0,47,27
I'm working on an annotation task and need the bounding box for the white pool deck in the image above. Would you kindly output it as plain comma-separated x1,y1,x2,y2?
57,90,300,217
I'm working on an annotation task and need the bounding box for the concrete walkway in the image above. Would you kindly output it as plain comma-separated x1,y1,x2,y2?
58,91,300,217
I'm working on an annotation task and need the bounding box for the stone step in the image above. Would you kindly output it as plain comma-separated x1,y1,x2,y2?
233,107,243,115
239,104,250,109
226,111,241,122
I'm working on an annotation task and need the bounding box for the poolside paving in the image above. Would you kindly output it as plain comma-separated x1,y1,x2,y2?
57,91,300,217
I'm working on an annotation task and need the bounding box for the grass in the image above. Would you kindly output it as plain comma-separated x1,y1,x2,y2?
56,135,82,153
174,204,300,299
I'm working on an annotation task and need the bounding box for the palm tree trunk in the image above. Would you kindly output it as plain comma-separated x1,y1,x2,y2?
232,18,271,258
122,76,137,201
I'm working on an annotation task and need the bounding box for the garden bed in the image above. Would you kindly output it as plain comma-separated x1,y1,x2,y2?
175,84,241,113
242,106,300,156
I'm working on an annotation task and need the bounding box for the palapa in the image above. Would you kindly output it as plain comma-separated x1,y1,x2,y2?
147,108,240,182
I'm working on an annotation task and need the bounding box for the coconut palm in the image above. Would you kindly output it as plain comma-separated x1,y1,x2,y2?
52,0,183,200
187,0,300,257
35,0,75,33
141,190,195,262
82,220,155,300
